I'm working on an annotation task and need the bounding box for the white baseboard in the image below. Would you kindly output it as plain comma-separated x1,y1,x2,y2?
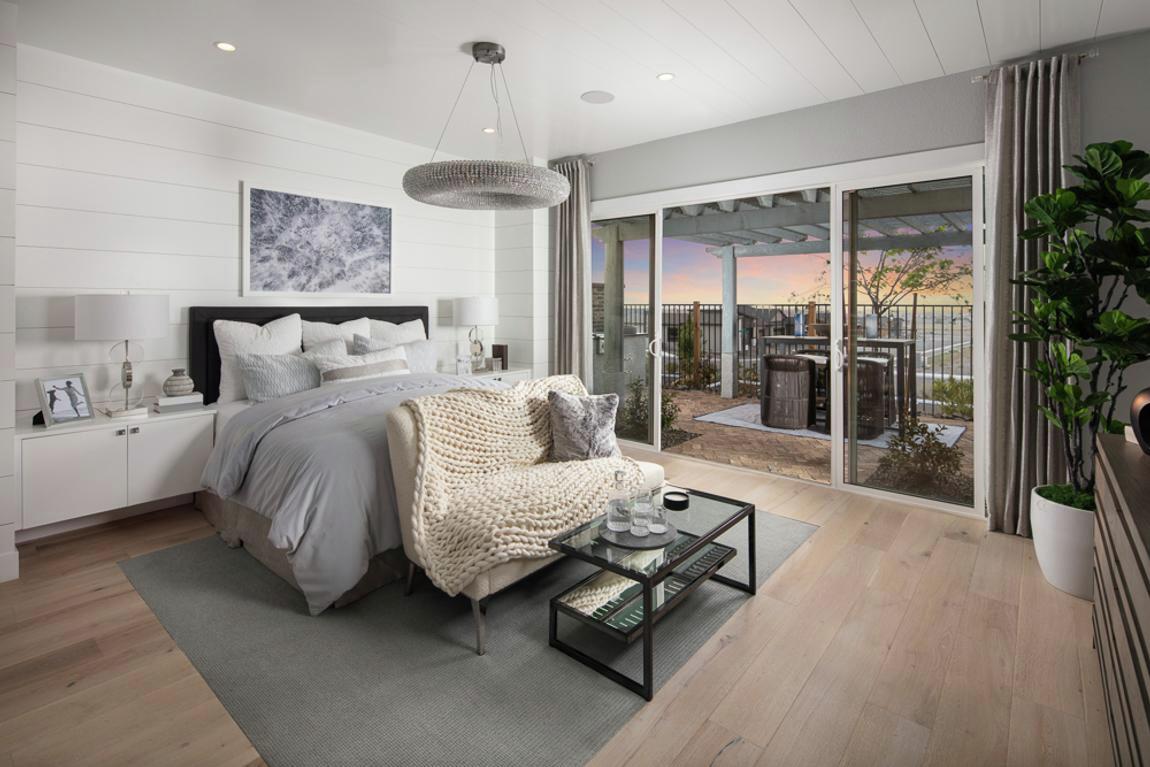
0,550,18,582
15,494,194,544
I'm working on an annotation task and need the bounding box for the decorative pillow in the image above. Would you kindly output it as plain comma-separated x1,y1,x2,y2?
310,346,410,385
369,318,425,346
236,353,320,403
302,337,346,357
351,334,438,374
213,314,302,403
548,390,621,461
302,317,370,352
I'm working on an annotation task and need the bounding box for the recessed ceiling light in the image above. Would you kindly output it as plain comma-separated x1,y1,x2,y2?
214,41,237,53
482,127,496,134
580,90,615,104
656,72,675,81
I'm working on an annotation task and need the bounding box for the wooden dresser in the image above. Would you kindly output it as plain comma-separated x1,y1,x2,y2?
1094,433,1150,766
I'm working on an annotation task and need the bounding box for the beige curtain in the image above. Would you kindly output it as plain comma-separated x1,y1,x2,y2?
550,158,591,380
985,55,1079,535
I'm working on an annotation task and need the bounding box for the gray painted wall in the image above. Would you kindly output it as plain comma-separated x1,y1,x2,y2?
587,69,983,202
587,27,1150,423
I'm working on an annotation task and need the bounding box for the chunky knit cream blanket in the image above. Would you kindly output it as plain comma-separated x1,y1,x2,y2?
403,375,644,596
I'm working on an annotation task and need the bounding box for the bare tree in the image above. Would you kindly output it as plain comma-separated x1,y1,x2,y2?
788,242,971,318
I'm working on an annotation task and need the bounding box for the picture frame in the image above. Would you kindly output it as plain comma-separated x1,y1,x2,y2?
35,373,95,427
241,182,394,298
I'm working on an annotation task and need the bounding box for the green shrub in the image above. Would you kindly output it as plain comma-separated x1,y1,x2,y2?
618,378,680,440
868,418,972,504
933,377,973,420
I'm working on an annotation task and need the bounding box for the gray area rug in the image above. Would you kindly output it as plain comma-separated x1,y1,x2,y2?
121,511,816,767
695,402,966,448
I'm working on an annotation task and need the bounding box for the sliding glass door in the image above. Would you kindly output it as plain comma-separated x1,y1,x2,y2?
590,215,658,447
841,176,978,507
587,150,985,513
656,188,833,483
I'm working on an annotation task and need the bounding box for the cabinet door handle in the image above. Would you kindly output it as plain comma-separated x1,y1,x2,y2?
114,429,127,436
129,426,140,434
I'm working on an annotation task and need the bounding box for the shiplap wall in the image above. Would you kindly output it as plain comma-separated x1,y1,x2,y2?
14,46,499,419
494,206,551,378
0,3,16,579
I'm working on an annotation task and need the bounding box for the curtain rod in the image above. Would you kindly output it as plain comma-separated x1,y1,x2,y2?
970,48,1098,83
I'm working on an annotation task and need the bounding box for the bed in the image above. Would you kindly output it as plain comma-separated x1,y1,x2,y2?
189,305,503,615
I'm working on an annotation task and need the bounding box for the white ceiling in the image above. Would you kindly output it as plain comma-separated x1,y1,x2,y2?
13,0,1150,160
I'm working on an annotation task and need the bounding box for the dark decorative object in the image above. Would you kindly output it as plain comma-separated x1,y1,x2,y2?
600,524,678,550
492,344,508,372
662,491,689,511
1132,387,1150,454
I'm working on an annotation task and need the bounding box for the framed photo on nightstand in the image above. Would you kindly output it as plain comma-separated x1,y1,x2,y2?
35,373,95,427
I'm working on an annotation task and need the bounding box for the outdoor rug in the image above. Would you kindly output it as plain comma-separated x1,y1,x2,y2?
120,510,816,767
694,402,966,448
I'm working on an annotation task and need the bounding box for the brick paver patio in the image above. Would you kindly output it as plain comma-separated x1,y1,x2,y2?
662,389,975,502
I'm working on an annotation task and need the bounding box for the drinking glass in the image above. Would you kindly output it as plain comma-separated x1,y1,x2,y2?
649,499,668,534
630,490,653,537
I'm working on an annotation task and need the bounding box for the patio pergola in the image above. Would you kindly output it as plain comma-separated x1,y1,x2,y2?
593,180,973,400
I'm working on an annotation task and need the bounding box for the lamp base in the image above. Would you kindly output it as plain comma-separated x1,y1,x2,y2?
103,405,149,419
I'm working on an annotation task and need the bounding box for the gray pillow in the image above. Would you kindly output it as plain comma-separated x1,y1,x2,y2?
352,334,438,374
548,390,621,461
235,352,320,403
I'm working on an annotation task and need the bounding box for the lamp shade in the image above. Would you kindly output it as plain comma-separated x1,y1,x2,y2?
454,296,499,327
74,294,169,341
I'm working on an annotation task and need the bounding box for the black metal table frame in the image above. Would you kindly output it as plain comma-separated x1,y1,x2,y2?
548,490,756,701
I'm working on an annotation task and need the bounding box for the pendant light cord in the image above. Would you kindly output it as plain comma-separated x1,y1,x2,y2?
430,60,476,162
498,63,531,164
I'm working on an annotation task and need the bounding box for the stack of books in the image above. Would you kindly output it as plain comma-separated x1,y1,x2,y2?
153,392,204,414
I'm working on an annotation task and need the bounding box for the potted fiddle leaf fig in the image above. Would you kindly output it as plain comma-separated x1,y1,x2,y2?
1014,140,1150,599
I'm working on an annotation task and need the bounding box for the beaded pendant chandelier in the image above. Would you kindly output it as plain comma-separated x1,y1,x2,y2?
403,42,570,211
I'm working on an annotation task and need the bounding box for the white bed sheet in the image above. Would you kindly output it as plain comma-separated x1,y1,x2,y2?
213,399,251,436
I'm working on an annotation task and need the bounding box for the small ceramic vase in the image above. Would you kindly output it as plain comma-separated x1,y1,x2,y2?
162,368,195,397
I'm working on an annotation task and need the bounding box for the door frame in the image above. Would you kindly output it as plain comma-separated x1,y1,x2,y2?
590,144,986,519
831,163,986,518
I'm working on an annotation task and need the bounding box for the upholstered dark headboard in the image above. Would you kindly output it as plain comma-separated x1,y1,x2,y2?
188,305,430,404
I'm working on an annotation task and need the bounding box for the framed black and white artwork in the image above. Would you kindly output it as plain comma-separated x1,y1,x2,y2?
242,183,393,297
35,373,94,427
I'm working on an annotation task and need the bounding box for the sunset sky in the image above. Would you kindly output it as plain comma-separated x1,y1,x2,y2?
591,237,973,306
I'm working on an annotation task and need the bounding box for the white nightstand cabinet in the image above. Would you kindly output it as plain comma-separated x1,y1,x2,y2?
471,368,532,384
17,409,215,531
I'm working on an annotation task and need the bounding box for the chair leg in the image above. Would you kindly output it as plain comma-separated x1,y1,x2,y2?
471,599,487,656
404,562,416,596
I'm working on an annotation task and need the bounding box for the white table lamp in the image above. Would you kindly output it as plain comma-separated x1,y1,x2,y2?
74,294,169,418
454,296,498,372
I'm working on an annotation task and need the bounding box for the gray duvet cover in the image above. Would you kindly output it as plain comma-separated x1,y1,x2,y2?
201,373,505,615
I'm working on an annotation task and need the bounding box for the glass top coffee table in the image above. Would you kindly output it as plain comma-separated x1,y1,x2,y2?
547,486,756,700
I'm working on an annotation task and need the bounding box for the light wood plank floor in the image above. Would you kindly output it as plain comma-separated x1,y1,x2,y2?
0,451,1111,767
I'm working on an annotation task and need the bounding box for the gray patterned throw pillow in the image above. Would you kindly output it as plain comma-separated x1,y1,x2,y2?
235,352,321,403
548,390,621,461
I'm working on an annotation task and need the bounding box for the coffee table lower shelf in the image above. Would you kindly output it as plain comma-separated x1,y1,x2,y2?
548,539,738,700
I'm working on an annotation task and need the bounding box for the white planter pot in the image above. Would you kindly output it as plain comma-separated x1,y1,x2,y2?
1031,486,1095,601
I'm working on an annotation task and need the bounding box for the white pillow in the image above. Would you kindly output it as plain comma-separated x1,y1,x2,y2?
370,318,425,346
311,346,410,385
302,337,346,357
302,317,370,352
351,334,439,374
214,314,302,403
